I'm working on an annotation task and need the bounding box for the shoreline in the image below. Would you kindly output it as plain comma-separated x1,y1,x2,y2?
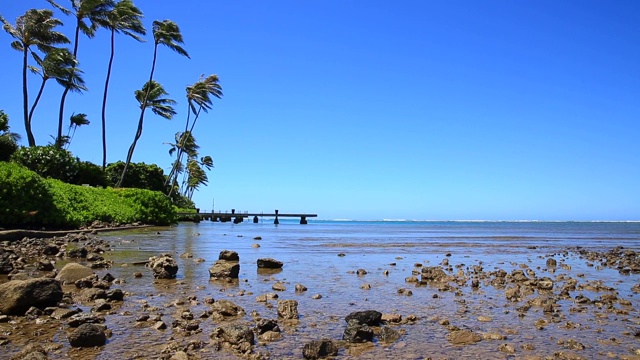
0,224,155,242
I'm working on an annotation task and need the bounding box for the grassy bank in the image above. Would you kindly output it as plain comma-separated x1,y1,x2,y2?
0,162,177,229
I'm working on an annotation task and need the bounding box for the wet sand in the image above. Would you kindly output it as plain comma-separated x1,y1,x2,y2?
1,223,640,359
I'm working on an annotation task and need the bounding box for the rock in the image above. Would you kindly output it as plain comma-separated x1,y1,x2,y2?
9,343,48,360
302,339,339,359
345,310,382,326
219,250,239,261
343,319,374,343
255,319,280,335
537,277,554,290
378,326,401,343
356,269,367,276
257,258,283,269
67,247,88,258
154,321,167,330
382,313,402,323
147,254,178,279
56,263,94,284
37,260,55,271
50,307,80,320
446,329,482,345
67,313,106,327
211,299,245,317
420,266,450,283
277,299,299,319
212,324,254,345
546,258,557,267
0,250,14,274
272,282,286,291
477,315,493,322
68,323,107,347
0,278,63,315
295,284,308,292
209,260,240,279
498,343,516,353
170,351,189,360
106,289,124,301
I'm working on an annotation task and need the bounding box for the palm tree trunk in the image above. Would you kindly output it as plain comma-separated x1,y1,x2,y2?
58,23,81,148
116,43,159,187
101,29,116,171
29,79,47,129
164,108,192,188
22,48,36,147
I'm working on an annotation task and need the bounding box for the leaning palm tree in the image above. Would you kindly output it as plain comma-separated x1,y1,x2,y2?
47,0,115,147
29,48,87,145
100,0,145,171
164,130,199,195
116,19,189,187
164,74,222,188
65,112,90,148
1,9,69,146
116,80,176,187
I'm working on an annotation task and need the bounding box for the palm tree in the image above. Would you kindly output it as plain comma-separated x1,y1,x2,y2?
164,74,222,188
0,110,21,161
1,9,69,146
65,112,90,148
47,0,115,147
116,19,189,187
116,80,176,187
164,130,198,195
29,48,87,146
183,155,214,200
100,0,145,171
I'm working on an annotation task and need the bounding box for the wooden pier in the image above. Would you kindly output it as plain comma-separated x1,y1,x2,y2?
176,209,317,225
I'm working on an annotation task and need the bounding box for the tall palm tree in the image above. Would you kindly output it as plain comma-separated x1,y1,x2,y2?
116,19,189,187
29,48,87,146
164,74,222,188
100,0,145,171
47,0,115,147
1,9,69,146
164,130,199,195
183,155,214,200
116,80,176,187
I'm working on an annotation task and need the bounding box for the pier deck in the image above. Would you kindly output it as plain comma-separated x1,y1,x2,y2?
177,209,317,224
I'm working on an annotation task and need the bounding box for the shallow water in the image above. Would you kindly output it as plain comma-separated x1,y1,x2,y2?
3,220,640,359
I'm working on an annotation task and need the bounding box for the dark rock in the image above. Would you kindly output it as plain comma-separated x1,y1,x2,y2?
209,260,240,279
36,260,55,271
546,258,557,267
106,289,124,301
101,273,115,283
147,254,178,279
219,250,239,261
257,258,283,269
43,244,60,256
0,278,63,315
345,310,382,326
211,299,245,317
68,323,106,347
343,319,374,343
67,247,88,258
420,266,450,283
302,339,339,359
277,299,299,320
255,319,280,335
0,250,14,274
67,313,106,327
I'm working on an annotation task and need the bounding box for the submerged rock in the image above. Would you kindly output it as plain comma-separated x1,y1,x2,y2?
345,310,382,326
302,339,339,359
343,319,374,343
68,323,107,347
257,258,283,269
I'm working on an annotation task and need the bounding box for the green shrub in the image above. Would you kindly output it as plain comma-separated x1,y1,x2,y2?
0,163,176,229
11,145,79,183
73,161,107,187
105,161,166,192
0,162,59,227
111,188,176,225
0,137,18,162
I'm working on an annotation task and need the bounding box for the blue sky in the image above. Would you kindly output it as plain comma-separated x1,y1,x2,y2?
2,1,639,220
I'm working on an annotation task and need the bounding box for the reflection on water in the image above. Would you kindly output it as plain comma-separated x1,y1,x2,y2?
5,220,640,359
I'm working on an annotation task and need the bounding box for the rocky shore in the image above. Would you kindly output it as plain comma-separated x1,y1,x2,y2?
1,230,640,359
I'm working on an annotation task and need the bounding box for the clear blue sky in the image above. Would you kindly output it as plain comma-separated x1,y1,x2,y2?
2,1,639,221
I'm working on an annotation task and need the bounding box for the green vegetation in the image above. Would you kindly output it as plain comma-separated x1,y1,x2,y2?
0,162,175,229
1,1,223,225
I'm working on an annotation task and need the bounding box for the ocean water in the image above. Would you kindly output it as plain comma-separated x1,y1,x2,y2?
6,220,640,359
88,220,640,359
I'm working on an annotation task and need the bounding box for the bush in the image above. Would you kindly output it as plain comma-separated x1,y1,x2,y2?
105,161,166,192
73,161,108,187
11,145,79,183
0,162,59,227
0,163,176,229
0,137,18,162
